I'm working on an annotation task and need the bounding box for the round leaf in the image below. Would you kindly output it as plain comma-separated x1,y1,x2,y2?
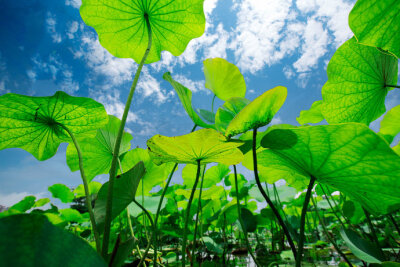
225,86,287,138
349,0,400,58
321,37,398,125
203,58,246,101
147,128,244,165
80,0,206,64
48,184,74,204
0,214,106,266
215,97,250,134
0,91,108,161
259,123,400,215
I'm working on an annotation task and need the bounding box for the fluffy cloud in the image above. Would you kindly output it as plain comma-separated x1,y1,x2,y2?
65,0,81,9
67,21,79,39
46,12,62,43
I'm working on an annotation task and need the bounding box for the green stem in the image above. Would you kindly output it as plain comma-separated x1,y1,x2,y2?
296,175,316,267
191,165,206,267
252,128,297,258
60,124,101,253
389,214,400,236
234,165,260,267
386,84,400,89
151,163,178,266
182,160,201,267
102,14,152,258
211,94,216,113
363,208,385,259
311,196,353,266
320,184,346,229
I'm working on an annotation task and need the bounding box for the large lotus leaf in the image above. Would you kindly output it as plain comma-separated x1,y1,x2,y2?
66,115,132,181
0,91,108,161
259,123,400,215
349,0,400,59
48,184,75,203
225,86,287,138
80,0,205,64
215,97,250,134
0,214,106,266
163,72,214,129
94,161,145,232
340,228,384,263
147,128,244,165
380,105,400,144
127,195,166,217
119,148,172,196
182,163,230,189
321,37,398,125
296,100,324,125
203,58,246,101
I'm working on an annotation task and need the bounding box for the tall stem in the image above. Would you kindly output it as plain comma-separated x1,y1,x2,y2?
320,184,346,229
182,160,201,267
234,165,260,267
60,124,101,253
191,165,206,266
252,128,297,258
102,15,152,257
296,175,316,267
363,208,385,259
211,94,216,113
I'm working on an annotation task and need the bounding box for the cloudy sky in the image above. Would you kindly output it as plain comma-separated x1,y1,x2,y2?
0,0,399,206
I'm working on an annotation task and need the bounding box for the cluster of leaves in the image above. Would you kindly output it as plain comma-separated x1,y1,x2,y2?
0,0,400,266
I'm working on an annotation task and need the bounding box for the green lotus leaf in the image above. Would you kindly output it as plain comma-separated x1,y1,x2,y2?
48,184,75,203
128,195,166,217
119,148,173,196
182,163,230,189
33,198,50,208
197,108,215,124
321,37,398,125
342,200,366,225
224,173,246,196
0,91,108,161
349,0,400,58
147,128,243,165
66,115,132,180
9,196,36,212
215,97,250,134
296,100,324,125
202,237,223,255
203,58,246,101
249,184,297,204
240,208,257,233
74,181,102,198
163,72,214,129
380,105,400,144
259,123,400,215
94,161,145,232
225,86,287,138
59,208,84,223
80,0,205,64
0,214,106,266
175,185,225,200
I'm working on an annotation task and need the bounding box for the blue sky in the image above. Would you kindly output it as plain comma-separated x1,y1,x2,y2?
1,0,399,206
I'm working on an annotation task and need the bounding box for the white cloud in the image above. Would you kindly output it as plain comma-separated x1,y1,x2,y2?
46,12,62,43
65,0,81,9
173,74,205,93
137,67,175,104
67,21,79,39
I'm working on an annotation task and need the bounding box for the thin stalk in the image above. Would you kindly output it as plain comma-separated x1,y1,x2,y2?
191,165,206,266
386,84,400,89
311,197,353,266
295,175,316,267
150,163,178,266
60,124,101,252
211,94,216,113
389,214,400,236
234,165,260,267
102,14,152,257
182,160,201,267
320,184,346,229
273,183,290,224
252,128,297,258
363,208,385,259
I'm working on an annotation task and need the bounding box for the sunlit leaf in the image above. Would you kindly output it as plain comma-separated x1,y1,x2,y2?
215,97,250,134
0,91,108,161
225,86,287,138
80,0,205,64
48,184,74,204
128,195,166,217
296,100,324,125
259,123,400,215
203,58,246,101
182,163,229,189
9,196,36,212
59,208,84,223
163,72,214,129
33,198,50,208
74,181,102,198
147,128,243,165
321,37,398,125
349,0,400,58
380,105,400,144
0,214,106,266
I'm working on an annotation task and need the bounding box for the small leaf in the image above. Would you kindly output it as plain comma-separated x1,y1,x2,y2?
0,214,106,266
321,37,398,125
203,58,246,101
95,161,145,232
259,123,400,215
48,184,74,203
215,97,250,134
349,0,400,58
225,86,287,138
380,105,400,144
127,195,166,217
163,72,214,129
0,91,108,161
59,208,84,223
147,128,244,165
340,228,384,263
80,0,206,64
296,100,324,125
182,163,229,188
197,108,215,124
74,181,102,198
33,198,50,208
9,196,36,212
